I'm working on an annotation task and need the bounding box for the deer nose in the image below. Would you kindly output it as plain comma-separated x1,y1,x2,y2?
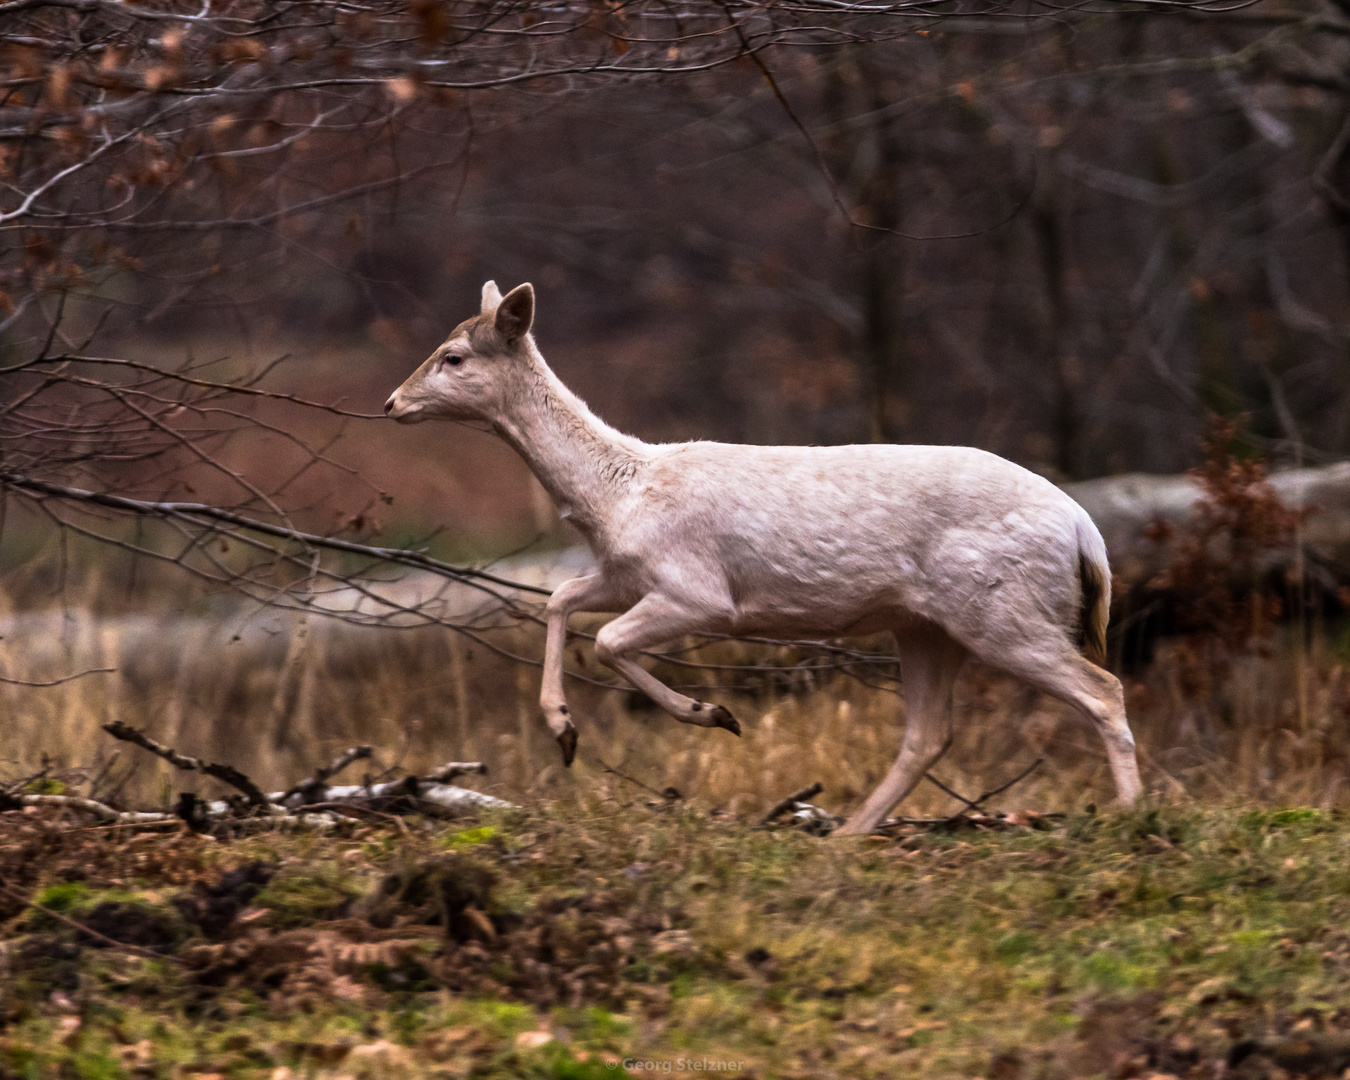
383,396,396,415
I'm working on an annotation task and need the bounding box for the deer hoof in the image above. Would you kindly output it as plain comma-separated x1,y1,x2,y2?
557,723,578,766
710,705,740,736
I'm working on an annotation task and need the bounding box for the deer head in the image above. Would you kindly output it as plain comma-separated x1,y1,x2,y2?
384,280,535,423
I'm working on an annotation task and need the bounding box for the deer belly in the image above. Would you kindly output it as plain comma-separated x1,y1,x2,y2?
726,576,911,637
729,607,904,638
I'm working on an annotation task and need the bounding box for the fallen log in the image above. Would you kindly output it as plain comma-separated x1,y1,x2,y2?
1064,462,1350,587
286,778,511,819
2,793,176,825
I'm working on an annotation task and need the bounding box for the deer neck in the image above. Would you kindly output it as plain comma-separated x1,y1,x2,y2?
492,355,644,543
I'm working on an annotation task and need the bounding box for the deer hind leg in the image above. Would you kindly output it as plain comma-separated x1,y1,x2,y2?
541,573,619,765
973,635,1142,807
592,594,741,735
833,628,968,837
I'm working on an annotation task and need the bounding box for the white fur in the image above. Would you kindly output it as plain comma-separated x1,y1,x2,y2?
386,282,1142,834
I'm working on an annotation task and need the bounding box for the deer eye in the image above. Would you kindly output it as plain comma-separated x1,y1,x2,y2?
444,354,463,367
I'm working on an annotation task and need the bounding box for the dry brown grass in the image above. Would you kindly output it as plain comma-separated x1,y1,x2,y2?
5,556,1350,820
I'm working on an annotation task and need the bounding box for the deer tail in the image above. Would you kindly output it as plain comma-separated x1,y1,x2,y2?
1077,517,1111,668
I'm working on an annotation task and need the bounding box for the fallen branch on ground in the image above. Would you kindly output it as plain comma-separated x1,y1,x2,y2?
1,724,513,835
874,759,1052,833
0,792,173,825
762,759,1053,836
882,810,1065,832
102,720,271,807
591,754,681,802
290,777,510,819
760,782,825,827
923,758,1045,825
280,744,374,804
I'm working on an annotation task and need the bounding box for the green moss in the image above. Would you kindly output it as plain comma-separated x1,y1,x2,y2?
65,1048,125,1080
557,1006,632,1043
34,881,93,913
994,931,1035,966
251,862,362,926
442,825,499,848
539,1049,620,1080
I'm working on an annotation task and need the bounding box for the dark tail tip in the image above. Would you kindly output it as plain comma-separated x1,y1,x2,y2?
1079,555,1109,667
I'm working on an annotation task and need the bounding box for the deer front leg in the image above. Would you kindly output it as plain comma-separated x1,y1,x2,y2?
593,594,741,736
541,573,618,765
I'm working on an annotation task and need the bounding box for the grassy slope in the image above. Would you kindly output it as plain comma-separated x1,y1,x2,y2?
3,802,1350,1079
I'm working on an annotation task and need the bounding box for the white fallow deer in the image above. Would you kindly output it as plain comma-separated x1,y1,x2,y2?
385,281,1143,835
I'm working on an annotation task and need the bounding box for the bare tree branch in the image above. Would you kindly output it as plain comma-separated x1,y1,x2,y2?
102,719,271,807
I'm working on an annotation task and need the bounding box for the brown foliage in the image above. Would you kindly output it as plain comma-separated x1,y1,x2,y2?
184,851,686,1012
0,812,213,902
1146,416,1309,698
0,809,688,1017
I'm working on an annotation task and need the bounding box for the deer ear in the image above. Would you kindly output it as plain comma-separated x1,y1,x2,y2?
480,280,503,314
494,283,534,343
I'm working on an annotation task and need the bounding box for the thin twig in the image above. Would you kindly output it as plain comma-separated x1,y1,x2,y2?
66,817,185,833
962,758,1045,814
923,758,1046,824
882,811,1066,829
283,801,392,821
87,749,121,802
923,772,979,813
0,667,114,687
727,6,1036,242
590,754,670,799
3,472,551,598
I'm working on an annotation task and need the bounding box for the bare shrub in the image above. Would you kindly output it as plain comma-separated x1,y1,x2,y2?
1146,415,1310,700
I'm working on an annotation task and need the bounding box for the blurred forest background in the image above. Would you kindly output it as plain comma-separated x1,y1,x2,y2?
5,0,1350,817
